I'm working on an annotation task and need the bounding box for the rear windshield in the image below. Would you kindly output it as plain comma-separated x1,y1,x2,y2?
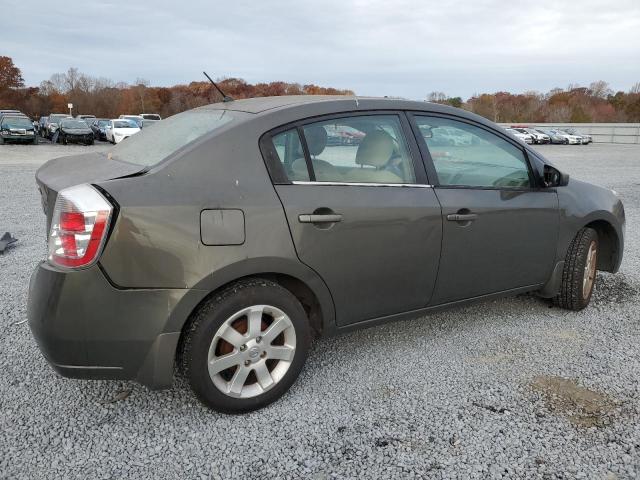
108,109,236,166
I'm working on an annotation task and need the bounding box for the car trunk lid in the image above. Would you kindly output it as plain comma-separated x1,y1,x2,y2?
36,152,145,231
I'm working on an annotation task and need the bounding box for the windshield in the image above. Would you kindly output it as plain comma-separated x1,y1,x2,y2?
2,117,32,128
113,120,137,128
108,109,237,166
61,120,89,129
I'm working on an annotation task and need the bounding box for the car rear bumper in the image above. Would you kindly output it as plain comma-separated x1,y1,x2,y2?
27,261,200,389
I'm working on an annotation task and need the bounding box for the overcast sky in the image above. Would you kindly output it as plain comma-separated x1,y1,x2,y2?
3,0,639,99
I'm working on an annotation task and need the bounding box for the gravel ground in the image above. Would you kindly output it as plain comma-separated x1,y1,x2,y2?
1,143,639,479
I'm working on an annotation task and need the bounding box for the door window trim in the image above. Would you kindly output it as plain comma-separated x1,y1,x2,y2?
406,111,540,191
259,110,430,186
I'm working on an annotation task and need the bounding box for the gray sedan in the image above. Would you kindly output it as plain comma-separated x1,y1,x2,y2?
28,96,625,413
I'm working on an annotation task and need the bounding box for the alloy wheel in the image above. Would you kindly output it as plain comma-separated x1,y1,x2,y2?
582,241,597,299
207,305,296,398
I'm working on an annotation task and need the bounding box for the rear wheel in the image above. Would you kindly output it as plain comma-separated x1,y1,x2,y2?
180,278,311,413
554,227,598,311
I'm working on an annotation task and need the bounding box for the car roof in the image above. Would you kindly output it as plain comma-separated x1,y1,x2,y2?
193,95,498,131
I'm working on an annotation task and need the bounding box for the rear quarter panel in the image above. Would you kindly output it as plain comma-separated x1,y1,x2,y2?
96,118,336,329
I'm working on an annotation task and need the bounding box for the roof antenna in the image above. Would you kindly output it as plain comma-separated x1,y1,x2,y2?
203,71,234,102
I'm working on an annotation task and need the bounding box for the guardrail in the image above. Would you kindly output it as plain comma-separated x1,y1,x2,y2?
498,123,640,144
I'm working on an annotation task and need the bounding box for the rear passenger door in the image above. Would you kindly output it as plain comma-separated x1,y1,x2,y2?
261,113,443,327
410,114,559,305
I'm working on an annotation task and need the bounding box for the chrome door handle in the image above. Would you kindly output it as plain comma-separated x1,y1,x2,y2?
298,214,343,223
446,213,478,222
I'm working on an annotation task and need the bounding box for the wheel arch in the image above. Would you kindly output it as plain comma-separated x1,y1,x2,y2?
168,256,336,361
584,218,621,273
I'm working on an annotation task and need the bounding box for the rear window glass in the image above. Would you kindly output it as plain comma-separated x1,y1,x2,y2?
108,109,236,166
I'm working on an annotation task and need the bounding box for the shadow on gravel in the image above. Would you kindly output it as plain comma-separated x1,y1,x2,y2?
531,375,618,428
592,273,639,306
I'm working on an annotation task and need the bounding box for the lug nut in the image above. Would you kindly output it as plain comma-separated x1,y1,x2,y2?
256,336,262,344
239,344,247,351
260,351,267,358
244,360,251,366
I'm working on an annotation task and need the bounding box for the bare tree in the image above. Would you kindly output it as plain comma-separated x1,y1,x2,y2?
589,80,613,99
427,91,447,103
134,77,150,113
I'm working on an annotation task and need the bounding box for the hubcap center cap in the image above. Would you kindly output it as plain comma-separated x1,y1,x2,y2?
247,346,261,361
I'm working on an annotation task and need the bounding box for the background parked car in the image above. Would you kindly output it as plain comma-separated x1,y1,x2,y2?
105,119,141,144
140,119,160,128
0,110,26,123
45,114,73,139
536,128,567,144
38,116,48,136
90,118,110,140
76,114,96,124
140,113,162,121
0,114,38,144
57,119,94,145
505,127,534,144
512,127,550,144
561,128,592,144
119,115,144,127
551,129,583,145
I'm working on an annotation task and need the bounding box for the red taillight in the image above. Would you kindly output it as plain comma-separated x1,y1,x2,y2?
48,184,114,269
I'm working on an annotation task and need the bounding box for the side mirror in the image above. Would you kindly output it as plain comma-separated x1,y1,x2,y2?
543,164,569,187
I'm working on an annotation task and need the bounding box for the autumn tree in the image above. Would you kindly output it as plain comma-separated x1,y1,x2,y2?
0,56,24,91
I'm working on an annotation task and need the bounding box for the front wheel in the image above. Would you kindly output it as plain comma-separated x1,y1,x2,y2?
180,278,311,413
554,227,598,311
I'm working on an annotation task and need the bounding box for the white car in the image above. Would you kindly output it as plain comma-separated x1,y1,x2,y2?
561,128,592,144
105,119,141,144
505,128,534,144
550,129,583,145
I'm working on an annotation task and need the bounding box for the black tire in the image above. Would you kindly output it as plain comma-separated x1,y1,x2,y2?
554,227,599,311
62,135,67,145
32,137,38,145
0,137,4,145
180,278,311,413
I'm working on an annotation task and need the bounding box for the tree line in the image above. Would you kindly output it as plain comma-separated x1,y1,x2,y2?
431,80,640,123
1,56,639,122
0,57,354,119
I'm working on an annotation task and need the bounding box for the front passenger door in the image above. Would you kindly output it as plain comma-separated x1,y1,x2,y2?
411,115,559,305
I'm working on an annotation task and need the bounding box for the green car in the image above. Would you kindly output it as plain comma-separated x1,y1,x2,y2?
28,96,625,413
0,115,38,144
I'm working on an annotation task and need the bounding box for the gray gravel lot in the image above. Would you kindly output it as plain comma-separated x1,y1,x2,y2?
1,143,639,479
